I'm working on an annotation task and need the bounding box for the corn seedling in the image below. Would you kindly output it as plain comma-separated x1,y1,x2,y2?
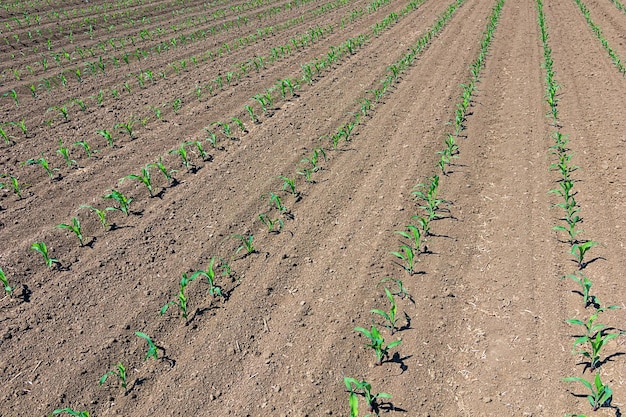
412,175,444,221
567,305,621,370
73,141,97,158
172,98,182,114
244,104,259,124
57,140,77,168
395,225,422,253
344,377,391,416
115,118,136,140
135,331,159,360
96,129,116,147
56,217,84,246
390,245,416,275
22,154,59,179
99,362,127,391
154,155,177,184
0,268,12,296
121,165,155,197
231,117,247,133
204,128,221,150
80,205,115,230
232,233,255,256
194,258,224,299
0,125,13,144
259,213,284,233
0,174,26,199
191,141,210,161
170,142,196,171
161,272,197,321
50,105,69,122
263,192,288,213
31,241,60,268
371,287,400,334
50,409,90,417
211,121,233,139
564,373,612,411
571,240,599,269
354,325,401,366
12,119,28,138
278,175,299,198
562,272,597,308
103,190,133,216
379,277,412,302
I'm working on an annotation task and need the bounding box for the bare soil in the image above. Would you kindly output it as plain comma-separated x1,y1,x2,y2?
2,0,626,416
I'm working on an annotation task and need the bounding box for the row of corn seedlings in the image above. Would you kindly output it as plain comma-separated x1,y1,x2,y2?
0,0,353,109
0,0,388,156
608,0,626,14
383,0,504,413
571,0,625,74
0,0,294,68
344,0,497,414
3,1,459,414
0,0,389,198
537,0,620,413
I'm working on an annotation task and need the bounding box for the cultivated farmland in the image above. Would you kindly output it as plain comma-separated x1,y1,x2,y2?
1,0,626,415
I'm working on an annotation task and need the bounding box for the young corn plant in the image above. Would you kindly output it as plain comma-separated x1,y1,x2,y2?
564,373,612,411
571,240,599,270
344,377,391,417
73,140,97,158
395,225,422,253
120,165,155,197
57,140,77,168
80,205,115,230
115,118,136,140
567,305,621,371
278,175,299,199
135,331,159,360
371,287,400,334
263,192,288,214
259,213,284,233
232,234,255,257
390,245,416,275
194,258,224,299
191,141,210,161
170,142,195,172
562,271,597,308
244,104,259,124
161,272,197,322
99,362,127,392
56,217,84,246
0,267,12,296
412,175,444,222
96,129,116,148
0,174,27,199
379,277,413,303
22,154,59,179
31,241,60,268
354,325,401,366
154,155,177,185
102,190,133,216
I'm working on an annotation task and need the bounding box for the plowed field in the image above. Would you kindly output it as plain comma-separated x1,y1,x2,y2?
2,0,626,415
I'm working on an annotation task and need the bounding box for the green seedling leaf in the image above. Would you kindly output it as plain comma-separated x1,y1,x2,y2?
135,331,159,360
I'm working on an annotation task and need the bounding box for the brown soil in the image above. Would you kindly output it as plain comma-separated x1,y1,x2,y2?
2,0,626,416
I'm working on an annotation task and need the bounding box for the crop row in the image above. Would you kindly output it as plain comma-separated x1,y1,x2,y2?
536,0,621,414
345,0,507,414
1,0,477,415
572,0,625,74
1,0,343,99
0,0,414,198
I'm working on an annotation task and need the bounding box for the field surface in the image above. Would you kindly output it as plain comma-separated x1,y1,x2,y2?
1,0,626,415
